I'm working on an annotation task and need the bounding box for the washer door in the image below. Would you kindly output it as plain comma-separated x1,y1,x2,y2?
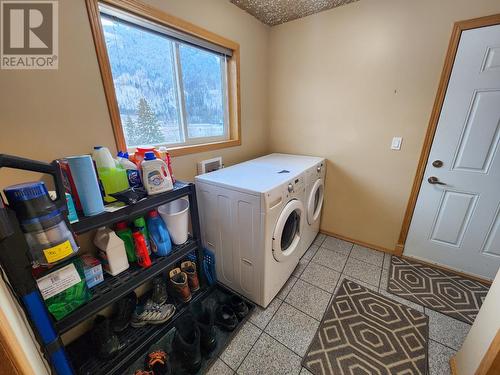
273,199,303,262
307,179,324,225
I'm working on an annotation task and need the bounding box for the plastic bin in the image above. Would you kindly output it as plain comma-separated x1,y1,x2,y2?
158,197,189,245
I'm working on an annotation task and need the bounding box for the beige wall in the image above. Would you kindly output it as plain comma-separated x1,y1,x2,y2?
0,0,270,186
268,0,500,250
455,268,500,374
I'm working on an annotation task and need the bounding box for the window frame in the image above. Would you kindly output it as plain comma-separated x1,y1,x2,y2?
86,0,241,156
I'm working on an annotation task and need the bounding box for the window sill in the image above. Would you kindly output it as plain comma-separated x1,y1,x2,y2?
167,139,241,157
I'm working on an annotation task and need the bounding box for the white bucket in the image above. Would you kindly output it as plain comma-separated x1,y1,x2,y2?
158,197,190,245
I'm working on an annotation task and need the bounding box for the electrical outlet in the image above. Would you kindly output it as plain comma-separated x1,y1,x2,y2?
391,137,403,150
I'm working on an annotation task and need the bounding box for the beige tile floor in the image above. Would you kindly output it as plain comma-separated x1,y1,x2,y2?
208,234,470,375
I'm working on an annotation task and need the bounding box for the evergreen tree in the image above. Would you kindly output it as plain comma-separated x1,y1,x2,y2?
124,115,141,147
136,98,165,145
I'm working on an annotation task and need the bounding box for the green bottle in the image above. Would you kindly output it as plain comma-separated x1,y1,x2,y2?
115,221,137,262
133,217,151,255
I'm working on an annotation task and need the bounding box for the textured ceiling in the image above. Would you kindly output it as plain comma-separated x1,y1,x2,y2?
230,0,359,26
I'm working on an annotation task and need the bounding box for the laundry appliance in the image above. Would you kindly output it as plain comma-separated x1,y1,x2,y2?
246,154,326,257
195,160,306,307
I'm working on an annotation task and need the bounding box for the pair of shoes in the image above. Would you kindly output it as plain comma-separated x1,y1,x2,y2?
112,292,137,333
169,261,199,303
136,350,171,375
130,301,176,328
173,304,217,373
91,315,125,359
215,296,249,331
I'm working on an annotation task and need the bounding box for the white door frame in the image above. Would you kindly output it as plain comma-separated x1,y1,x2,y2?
396,14,500,272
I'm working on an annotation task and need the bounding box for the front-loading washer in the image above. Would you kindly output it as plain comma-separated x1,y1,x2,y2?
246,154,326,257
195,160,305,307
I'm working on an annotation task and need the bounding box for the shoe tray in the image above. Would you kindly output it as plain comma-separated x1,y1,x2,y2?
122,284,255,375
66,283,254,375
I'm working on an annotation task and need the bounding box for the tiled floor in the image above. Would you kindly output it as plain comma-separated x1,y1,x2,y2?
210,234,472,375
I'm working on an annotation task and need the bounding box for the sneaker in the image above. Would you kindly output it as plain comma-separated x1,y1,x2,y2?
215,304,238,331
145,350,171,375
152,276,168,305
181,261,200,292
130,302,176,328
91,315,124,359
112,292,137,333
229,295,249,319
169,268,191,302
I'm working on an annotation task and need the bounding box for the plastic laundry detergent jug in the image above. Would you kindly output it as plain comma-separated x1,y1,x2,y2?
141,152,173,195
146,210,172,257
94,227,129,276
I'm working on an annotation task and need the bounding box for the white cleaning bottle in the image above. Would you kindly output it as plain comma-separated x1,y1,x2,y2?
141,151,173,195
94,227,130,276
118,152,142,188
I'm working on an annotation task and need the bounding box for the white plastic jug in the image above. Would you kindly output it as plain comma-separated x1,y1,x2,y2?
141,152,173,195
93,227,129,276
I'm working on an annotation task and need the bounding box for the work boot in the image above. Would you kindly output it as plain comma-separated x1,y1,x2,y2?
169,268,191,302
181,261,200,292
173,316,202,373
196,304,217,353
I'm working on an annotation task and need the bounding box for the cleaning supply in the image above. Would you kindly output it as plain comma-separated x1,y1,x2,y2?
4,181,79,266
66,155,105,216
118,153,142,188
115,221,136,262
146,210,172,257
131,147,161,167
158,146,175,184
133,216,151,254
132,229,152,268
93,227,130,276
92,146,129,203
81,255,104,288
141,152,173,195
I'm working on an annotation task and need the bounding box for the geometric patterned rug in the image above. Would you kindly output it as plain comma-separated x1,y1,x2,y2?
388,256,490,325
303,279,429,375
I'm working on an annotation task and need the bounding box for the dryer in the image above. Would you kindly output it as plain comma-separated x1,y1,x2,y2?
195,160,305,307
246,154,326,257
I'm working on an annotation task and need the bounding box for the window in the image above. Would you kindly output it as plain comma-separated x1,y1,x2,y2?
87,0,241,155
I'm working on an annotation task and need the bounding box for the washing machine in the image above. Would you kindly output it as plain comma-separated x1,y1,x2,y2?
195,160,305,307
246,154,326,256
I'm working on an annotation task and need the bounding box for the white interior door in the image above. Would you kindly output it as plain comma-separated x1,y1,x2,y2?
405,24,500,280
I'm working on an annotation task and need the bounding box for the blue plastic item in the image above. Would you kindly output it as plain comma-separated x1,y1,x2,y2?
188,247,216,285
146,210,172,257
144,151,156,161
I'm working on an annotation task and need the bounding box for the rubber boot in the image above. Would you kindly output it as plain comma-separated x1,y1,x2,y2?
196,305,217,354
173,316,202,373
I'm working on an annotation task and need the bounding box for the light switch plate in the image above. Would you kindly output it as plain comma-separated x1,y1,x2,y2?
391,137,403,150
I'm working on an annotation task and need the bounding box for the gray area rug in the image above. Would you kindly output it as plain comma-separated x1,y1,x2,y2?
303,279,428,375
388,256,489,324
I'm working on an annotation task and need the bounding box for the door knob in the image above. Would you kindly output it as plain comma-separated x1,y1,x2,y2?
428,176,446,185
432,160,443,168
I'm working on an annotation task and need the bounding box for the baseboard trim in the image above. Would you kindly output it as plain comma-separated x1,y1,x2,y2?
450,356,458,375
319,230,395,255
402,255,492,286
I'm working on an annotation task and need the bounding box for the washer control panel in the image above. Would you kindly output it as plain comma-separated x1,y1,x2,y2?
286,175,304,198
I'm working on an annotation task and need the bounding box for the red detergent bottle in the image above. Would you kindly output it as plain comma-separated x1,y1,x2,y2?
132,229,152,268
